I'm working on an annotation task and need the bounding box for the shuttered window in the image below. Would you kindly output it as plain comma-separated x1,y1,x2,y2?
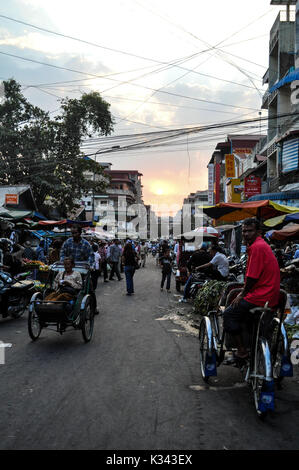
282,138,299,173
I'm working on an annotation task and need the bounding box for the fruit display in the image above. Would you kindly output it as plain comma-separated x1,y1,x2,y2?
23,259,49,271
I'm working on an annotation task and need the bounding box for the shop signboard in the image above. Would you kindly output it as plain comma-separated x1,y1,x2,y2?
214,163,221,204
5,194,19,205
225,154,235,178
208,164,214,204
227,178,242,203
244,175,261,199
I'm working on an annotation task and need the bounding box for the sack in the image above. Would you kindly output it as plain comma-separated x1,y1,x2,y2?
59,285,78,296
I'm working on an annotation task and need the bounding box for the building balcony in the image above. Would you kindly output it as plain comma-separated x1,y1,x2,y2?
267,170,299,192
106,188,136,200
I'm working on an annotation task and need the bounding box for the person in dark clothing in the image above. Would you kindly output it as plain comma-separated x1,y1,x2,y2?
160,249,173,292
122,243,138,296
179,244,211,302
186,244,211,272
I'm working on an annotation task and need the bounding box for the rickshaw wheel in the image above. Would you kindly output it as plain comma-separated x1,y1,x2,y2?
28,307,42,341
81,298,94,343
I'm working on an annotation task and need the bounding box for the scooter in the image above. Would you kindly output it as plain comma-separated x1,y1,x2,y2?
0,271,35,319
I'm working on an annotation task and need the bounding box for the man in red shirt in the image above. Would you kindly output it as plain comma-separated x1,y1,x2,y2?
223,218,280,359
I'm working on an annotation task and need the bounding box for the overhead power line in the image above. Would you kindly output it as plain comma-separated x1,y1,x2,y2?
81,111,297,156
0,50,262,112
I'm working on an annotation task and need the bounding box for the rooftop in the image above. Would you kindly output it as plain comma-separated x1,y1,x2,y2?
270,0,296,5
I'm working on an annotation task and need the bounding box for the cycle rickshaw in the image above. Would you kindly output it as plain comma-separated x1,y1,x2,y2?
198,282,293,418
28,262,95,343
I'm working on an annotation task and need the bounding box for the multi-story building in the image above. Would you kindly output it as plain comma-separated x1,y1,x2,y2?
260,0,299,197
102,169,144,237
207,135,264,204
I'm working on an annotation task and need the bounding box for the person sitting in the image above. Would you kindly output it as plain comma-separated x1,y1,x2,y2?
194,243,229,281
179,243,211,302
223,218,280,360
45,257,82,302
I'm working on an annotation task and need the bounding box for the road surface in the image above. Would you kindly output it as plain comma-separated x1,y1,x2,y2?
0,256,298,450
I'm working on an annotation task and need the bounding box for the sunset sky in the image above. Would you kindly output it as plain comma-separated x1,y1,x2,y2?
0,0,286,212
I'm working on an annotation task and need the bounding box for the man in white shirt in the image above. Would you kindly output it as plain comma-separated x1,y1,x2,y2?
195,244,229,280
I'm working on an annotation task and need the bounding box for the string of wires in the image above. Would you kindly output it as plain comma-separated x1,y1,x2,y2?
81,111,293,156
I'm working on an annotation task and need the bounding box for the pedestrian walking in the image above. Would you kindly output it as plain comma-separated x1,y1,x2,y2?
36,239,47,263
99,241,109,282
160,249,172,293
91,244,101,290
122,242,138,296
139,241,147,267
108,239,123,281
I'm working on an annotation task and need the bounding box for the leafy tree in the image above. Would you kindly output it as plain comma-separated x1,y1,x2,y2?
0,79,114,216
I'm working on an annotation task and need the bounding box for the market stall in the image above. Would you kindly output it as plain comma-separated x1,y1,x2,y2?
201,200,299,223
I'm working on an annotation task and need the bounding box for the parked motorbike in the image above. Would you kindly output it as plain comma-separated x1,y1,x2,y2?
280,258,299,294
0,271,35,319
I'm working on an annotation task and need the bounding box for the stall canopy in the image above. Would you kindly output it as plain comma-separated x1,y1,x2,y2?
264,212,299,227
201,200,299,223
0,208,33,219
265,224,299,241
32,219,93,227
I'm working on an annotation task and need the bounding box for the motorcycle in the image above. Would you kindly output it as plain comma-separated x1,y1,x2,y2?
0,271,35,319
280,258,299,294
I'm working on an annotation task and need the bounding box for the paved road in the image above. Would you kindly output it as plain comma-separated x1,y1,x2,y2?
0,256,299,450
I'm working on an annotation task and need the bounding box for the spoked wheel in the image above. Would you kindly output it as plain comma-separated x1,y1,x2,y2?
11,294,28,319
271,330,285,386
28,306,42,341
81,298,94,343
252,339,272,419
270,320,291,387
199,319,216,383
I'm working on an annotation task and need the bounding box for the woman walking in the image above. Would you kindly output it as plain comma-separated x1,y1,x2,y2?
122,242,138,296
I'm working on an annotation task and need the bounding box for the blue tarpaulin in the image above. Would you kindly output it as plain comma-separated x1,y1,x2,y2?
269,68,299,94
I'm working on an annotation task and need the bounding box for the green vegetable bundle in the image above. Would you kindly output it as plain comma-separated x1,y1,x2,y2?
194,280,227,315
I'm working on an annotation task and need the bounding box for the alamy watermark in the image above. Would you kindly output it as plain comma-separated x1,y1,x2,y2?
0,341,12,365
0,81,4,104
93,198,205,242
290,340,299,365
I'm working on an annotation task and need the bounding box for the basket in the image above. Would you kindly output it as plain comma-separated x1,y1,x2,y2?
36,270,50,282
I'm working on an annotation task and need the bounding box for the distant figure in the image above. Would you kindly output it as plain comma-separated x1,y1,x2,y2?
35,239,47,263
23,240,36,261
109,239,122,281
98,242,109,283
139,241,147,267
91,244,101,290
48,240,61,265
160,249,173,293
122,242,138,296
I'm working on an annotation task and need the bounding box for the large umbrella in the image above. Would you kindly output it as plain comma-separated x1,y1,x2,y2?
264,212,299,228
265,224,299,241
182,226,219,238
201,200,299,223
